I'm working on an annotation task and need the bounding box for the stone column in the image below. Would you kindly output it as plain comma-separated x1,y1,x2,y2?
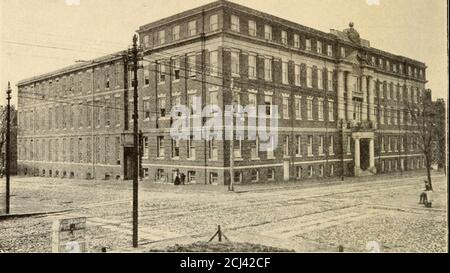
354,137,360,176
369,138,375,169
338,70,345,121
361,76,368,121
347,74,354,121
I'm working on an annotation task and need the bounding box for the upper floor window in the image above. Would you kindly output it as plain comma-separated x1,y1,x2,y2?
317,41,322,54
264,58,272,81
341,47,346,58
281,30,288,45
294,34,300,48
210,14,218,31
248,54,257,79
282,62,288,84
143,35,150,47
188,55,196,78
306,39,311,51
172,25,180,41
172,58,181,81
264,25,272,41
317,69,323,89
210,51,218,76
327,71,333,91
231,51,240,76
188,20,197,36
306,66,312,88
248,20,257,36
158,30,165,45
231,15,240,32
294,64,301,86
327,45,333,57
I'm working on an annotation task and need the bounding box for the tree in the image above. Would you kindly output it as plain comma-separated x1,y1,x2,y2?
407,90,442,190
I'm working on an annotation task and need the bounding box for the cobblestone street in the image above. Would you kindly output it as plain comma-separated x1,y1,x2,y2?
0,172,447,253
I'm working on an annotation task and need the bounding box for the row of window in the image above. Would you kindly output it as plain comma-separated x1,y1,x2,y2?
379,135,420,153
375,81,423,103
18,137,121,165
379,157,425,172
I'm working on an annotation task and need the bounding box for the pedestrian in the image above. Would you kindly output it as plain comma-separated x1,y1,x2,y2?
180,173,186,185
419,180,429,204
174,175,180,186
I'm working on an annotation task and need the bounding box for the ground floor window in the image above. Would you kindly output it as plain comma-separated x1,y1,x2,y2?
234,171,242,184
188,171,196,183
157,169,165,182
330,164,334,176
308,166,313,178
209,172,218,184
296,166,302,180
381,161,385,172
143,168,149,179
268,169,275,181
251,170,259,183
319,165,324,177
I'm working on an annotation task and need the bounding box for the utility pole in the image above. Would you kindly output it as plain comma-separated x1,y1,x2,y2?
228,80,235,192
130,34,139,248
5,82,11,214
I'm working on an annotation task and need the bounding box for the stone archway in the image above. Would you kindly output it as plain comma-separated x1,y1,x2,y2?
352,132,376,176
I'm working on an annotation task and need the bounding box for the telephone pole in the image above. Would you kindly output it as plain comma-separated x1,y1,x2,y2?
131,34,139,248
5,82,11,214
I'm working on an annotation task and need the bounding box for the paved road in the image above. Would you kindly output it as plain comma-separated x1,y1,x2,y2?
0,173,447,252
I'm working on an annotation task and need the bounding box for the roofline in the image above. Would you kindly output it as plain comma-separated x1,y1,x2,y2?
17,50,127,87
136,0,426,66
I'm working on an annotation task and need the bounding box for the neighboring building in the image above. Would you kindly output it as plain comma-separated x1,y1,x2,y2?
17,0,429,185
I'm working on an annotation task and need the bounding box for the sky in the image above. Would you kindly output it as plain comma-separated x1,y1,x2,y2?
0,0,448,106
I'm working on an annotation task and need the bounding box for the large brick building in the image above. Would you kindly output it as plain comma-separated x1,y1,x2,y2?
17,0,429,185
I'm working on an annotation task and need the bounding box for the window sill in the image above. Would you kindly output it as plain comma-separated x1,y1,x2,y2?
251,157,260,161
267,156,276,160
173,79,180,83
172,157,180,160
234,158,244,162
158,82,166,85
296,155,302,158
187,157,196,161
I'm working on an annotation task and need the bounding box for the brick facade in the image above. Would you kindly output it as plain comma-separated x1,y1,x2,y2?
17,0,428,185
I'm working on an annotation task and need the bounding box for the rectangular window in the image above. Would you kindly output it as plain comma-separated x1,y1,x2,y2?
188,20,197,36
329,136,335,155
248,20,256,36
317,41,322,54
281,30,288,45
282,62,288,84
172,58,181,81
234,137,242,159
318,99,324,121
158,97,166,117
208,139,218,160
328,101,334,122
251,138,259,159
209,14,218,31
248,54,257,79
143,100,150,120
158,62,166,83
142,136,149,159
231,51,240,76
158,30,165,45
231,15,240,32
306,39,311,51
144,65,150,85
318,136,324,155
307,136,313,156
210,172,218,184
283,136,289,156
328,71,333,91
188,55,196,78
327,45,333,57
341,47,346,58
104,99,110,127
188,171,196,184
307,98,313,120
264,25,272,40
294,34,300,48
172,139,180,158
318,69,323,89
157,136,165,158
267,168,275,180
296,136,301,156
188,135,196,159
283,96,289,119
172,25,180,41
295,97,302,119
264,58,272,81
295,64,301,86
264,95,272,116
306,66,312,88
115,137,120,164
210,51,218,76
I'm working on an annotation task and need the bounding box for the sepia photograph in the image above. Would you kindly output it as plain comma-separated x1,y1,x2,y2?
0,0,448,261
